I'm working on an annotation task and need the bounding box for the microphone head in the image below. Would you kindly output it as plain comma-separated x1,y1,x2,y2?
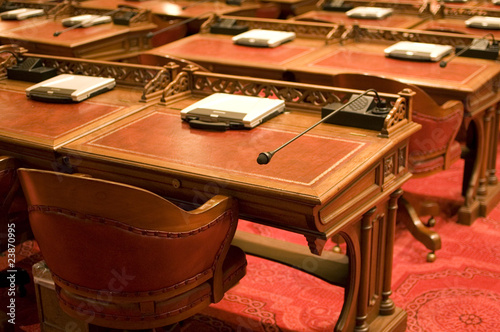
257,152,273,165
439,61,447,68
53,31,61,37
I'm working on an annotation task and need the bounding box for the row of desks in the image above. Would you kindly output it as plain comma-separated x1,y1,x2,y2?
0,54,419,331
1,1,499,331
140,16,500,225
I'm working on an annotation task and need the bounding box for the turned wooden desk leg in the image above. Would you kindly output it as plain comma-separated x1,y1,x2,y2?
380,189,402,315
487,104,500,185
478,107,494,197
355,207,376,332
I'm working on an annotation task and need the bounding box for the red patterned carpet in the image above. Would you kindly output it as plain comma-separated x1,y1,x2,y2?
2,160,500,332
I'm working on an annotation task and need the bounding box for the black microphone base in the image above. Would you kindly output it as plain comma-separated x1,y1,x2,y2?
455,43,499,60
321,102,388,131
7,66,57,83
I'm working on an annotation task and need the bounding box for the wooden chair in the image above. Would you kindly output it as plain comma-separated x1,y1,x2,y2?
0,156,29,251
18,168,247,330
331,73,464,262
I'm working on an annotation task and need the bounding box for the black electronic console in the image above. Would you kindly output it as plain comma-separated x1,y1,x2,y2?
7,57,57,83
454,37,499,60
210,18,248,35
321,94,389,131
322,0,354,12
440,34,499,67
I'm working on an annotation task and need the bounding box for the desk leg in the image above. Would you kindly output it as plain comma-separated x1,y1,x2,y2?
458,116,482,225
355,207,376,332
477,106,494,197
380,189,401,315
487,104,499,185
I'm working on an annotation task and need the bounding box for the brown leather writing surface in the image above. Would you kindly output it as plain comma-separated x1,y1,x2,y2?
415,20,500,39
0,90,122,140
84,112,368,185
0,21,128,44
309,50,486,83
297,11,422,28
155,37,315,65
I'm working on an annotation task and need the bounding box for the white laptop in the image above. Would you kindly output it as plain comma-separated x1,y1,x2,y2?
232,29,296,48
384,41,453,62
346,7,393,19
181,93,285,130
26,74,116,103
0,8,44,20
465,16,500,30
62,14,112,28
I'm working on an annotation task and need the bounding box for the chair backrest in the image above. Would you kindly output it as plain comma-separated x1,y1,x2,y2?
331,73,464,175
18,169,242,321
0,156,18,218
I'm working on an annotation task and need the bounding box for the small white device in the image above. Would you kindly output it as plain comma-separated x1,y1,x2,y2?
0,8,44,20
465,16,500,30
62,14,112,28
232,29,296,48
26,74,116,103
181,93,285,130
346,7,393,19
384,41,453,62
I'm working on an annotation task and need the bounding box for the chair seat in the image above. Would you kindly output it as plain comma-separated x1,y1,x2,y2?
56,245,247,330
409,140,462,177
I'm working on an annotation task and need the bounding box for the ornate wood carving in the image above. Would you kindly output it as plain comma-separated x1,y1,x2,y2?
347,25,476,48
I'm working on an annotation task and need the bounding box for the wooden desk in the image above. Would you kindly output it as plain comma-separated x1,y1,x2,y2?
0,54,178,168
284,29,500,225
55,68,418,332
78,0,264,18
292,10,427,28
145,16,341,79
413,17,500,38
0,5,157,60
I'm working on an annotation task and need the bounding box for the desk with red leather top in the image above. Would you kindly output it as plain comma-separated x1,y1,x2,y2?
0,79,152,170
146,31,324,79
78,0,266,19
292,10,427,28
286,40,500,225
412,18,500,38
0,19,156,60
59,80,419,331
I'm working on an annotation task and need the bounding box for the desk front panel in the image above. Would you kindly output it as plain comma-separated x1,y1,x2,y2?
60,98,417,236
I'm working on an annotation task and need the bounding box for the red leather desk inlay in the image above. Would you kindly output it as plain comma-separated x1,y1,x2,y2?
296,12,421,28
154,37,315,65
0,21,128,44
309,50,486,84
85,112,367,185
415,20,500,39
0,90,122,139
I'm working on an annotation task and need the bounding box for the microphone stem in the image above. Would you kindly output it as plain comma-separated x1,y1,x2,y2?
269,89,379,157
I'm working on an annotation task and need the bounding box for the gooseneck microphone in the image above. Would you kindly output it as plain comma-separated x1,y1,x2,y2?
257,89,381,165
440,33,497,68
